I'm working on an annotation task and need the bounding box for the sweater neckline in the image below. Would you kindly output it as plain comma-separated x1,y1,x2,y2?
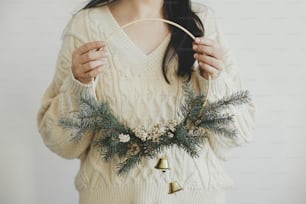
105,5,171,60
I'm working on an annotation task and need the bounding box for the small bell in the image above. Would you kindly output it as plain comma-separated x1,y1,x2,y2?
168,181,183,194
155,156,170,172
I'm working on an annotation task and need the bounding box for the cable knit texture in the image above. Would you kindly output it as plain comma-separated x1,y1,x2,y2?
37,2,256,204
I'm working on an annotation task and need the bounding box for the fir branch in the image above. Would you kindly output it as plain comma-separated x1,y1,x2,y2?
92,130,121,161
70,129,85,142
206,90,251,111
117,143,130,158
118,154,142,176
201,113,235,128
58,111,82,128
180,82,203,125
58,117,80,129
79,93,100,112
59,116,88,142
207,126,237,138
82,99,127,133
188,95,206,123
103,142,120,161
173,125,201,157
95,104,127,133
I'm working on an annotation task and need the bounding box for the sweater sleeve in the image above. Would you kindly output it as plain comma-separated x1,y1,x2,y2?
37,10,99,159
192,5,256,161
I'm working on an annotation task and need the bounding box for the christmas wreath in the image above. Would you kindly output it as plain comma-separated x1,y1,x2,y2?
59,18,252,176
59,81,251,176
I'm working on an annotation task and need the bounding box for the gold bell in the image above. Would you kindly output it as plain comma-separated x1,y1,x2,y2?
168,181,183,194
155,156,170,172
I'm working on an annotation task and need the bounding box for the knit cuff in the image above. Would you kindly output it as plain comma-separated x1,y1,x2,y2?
68,73,99,96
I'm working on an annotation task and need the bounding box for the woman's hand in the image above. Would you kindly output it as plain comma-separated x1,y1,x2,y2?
192,37,225,80
71,41,108,84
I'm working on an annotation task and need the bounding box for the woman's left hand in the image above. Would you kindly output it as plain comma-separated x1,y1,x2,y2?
192,37,225,80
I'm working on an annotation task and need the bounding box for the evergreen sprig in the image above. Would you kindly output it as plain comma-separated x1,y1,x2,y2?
59,81,252,176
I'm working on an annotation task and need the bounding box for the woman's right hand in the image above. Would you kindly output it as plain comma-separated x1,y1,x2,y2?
71,41,108,84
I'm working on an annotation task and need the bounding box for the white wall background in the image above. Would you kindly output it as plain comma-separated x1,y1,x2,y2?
0,0,305,204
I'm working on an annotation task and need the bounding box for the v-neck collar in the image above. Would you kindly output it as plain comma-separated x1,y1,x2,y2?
105,5,171,60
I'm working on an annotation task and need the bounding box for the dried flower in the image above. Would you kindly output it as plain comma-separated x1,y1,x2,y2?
128,143,140,155
167,132,174,138
134,128,148,141
152,136,160,143
118,133,130,143
167,119,178,132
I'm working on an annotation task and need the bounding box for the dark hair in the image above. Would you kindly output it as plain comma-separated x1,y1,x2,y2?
82,0,205,84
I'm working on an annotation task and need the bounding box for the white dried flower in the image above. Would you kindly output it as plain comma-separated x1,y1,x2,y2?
167,119,178,132
168,126,176,132
119,133,130,143
167,132,174,138
134,128,148,141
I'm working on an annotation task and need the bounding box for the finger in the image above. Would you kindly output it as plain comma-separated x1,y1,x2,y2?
193,44,222,60
96,45,109,52
194,37,215,46
200,69,219,80
74,41,105,56
198,62,219,76
82,60,107,72
79,49,109,64
85,65,104,79
194,53,224,72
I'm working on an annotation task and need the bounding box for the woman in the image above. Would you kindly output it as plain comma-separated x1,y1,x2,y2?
37,0,256,203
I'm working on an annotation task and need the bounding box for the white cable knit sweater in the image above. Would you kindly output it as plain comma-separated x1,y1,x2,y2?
37,2,256,204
